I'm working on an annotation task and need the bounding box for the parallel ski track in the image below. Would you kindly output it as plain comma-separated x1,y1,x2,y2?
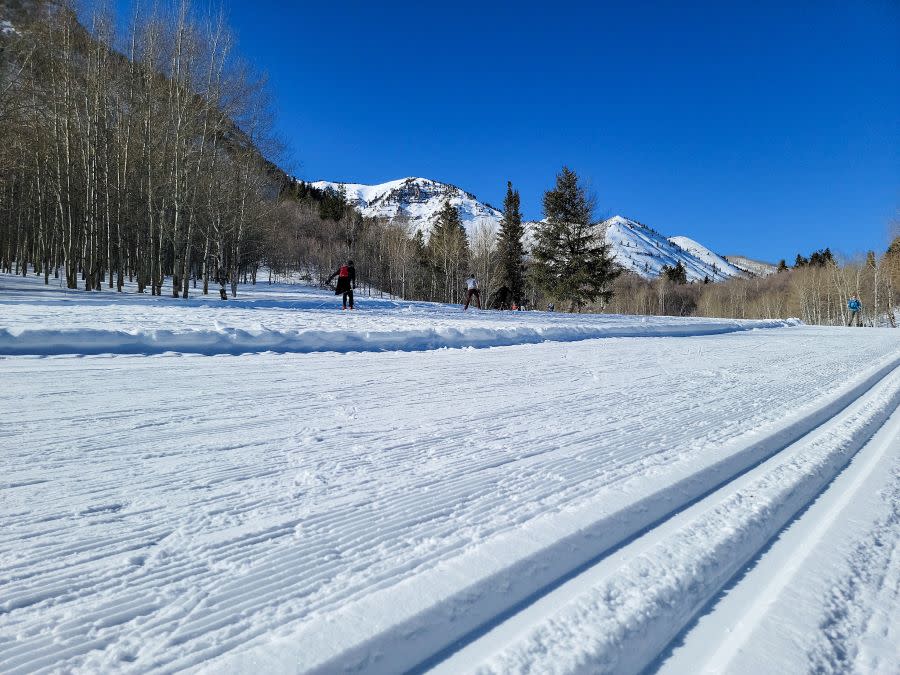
1,337,898,673
663,403,900,674
426,363,900,675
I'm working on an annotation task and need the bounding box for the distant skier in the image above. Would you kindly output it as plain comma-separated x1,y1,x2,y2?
463,274,481,310
847,293,861,326
216,267,228,301
328,259,356,310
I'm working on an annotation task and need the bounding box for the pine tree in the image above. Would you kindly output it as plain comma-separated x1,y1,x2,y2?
531,167,619,311
664,261,687,284
495,181,525,308
777,259,788,272
428,200,468,303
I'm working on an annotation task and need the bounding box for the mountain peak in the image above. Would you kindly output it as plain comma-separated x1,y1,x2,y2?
307,177,501,237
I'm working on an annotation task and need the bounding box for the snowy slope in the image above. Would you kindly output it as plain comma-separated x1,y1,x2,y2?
726,255,779,277
309,177,502,239
1,271,898,674
668,235,745,280
602,215,745,282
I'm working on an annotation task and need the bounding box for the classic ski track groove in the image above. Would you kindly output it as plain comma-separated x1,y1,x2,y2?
300,359,900,674
0,333,898,673
669,403,900,674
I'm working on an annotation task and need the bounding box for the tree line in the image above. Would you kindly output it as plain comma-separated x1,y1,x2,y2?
605,235,900,326
1,0,281,297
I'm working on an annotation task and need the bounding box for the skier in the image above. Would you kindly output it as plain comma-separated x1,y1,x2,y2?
216,267,228,300
847,293,861,326
328,259,356,310
463,273,481,310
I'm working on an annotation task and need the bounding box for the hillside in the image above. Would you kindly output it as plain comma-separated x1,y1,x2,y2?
726,255,779,277
603,216,745,282
309,177,502,238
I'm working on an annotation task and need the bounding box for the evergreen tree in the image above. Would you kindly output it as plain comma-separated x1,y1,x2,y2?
794,254,808,268
495,181,526,307
777,259,788,272
531,167,619,311
866,250,877,268
428,200,468,303
663,260,687,284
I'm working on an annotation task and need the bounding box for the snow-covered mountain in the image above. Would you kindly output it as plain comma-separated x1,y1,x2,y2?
726,256,778,277
309,177,502,238
310,177,749,282
603,216,745,282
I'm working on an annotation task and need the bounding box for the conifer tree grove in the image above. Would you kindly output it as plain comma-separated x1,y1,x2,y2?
531,167,619,311
496,181,525,307
428,200,468,304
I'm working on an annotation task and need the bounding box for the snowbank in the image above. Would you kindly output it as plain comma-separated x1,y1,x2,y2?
0,318,799,357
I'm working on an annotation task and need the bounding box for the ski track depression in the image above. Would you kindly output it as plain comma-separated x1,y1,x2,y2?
0,271,898,674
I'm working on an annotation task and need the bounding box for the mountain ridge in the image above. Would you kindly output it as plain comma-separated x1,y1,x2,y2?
308,176,757,282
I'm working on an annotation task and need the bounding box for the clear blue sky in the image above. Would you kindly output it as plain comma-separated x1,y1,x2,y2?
110,1,898,262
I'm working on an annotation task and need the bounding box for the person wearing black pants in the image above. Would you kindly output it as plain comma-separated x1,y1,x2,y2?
328,259,356,310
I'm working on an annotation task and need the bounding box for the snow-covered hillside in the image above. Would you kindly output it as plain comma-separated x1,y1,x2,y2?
668,235,745,279
727,255,779,277
1,271,899,674
603,216,745,282
309,177,502,239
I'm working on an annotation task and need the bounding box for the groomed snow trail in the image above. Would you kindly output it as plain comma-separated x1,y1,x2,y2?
657,394,900,674
1,273,898,673
432,360,900,675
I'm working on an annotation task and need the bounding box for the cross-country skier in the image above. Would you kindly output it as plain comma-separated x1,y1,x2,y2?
847,293,861,326
463,273,481,310
328,259,356,310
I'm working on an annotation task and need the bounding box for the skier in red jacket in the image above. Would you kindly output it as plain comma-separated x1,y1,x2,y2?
327,259,356,310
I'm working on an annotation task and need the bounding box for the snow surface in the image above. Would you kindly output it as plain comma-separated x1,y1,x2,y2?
1,271,898,674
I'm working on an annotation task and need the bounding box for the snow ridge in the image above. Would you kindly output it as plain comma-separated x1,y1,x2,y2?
0,318,796,357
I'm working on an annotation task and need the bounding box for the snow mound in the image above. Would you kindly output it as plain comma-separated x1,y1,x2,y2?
0,319,797,357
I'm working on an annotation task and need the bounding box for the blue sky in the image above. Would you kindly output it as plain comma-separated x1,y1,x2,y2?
108,1,897,262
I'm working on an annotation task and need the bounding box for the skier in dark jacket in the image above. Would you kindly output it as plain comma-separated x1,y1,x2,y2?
328,259,356,310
